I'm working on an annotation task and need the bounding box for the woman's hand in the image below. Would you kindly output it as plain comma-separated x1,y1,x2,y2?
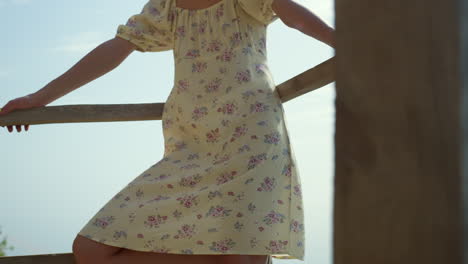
0,94,45,133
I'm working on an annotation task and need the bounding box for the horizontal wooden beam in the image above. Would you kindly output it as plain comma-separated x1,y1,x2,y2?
277,56,335,103
0,103,166,126
0,57,334,126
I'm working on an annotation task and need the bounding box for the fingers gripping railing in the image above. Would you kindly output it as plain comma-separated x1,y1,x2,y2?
0,58,335,126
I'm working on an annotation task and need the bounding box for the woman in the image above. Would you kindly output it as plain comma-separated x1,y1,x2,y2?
0,0,334,263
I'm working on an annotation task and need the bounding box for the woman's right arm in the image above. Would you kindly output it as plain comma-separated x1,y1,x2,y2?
0,37,137,132
31,36,136,106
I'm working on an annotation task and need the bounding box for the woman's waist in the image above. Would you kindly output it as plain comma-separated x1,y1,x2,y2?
169,76,276,104
173,55,271,79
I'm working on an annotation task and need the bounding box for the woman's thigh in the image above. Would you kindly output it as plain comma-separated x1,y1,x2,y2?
72,234,123,261
113,249,270,264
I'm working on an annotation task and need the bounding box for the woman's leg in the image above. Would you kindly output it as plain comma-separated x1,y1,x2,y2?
73,233,270,264
72,234,124,263
107,249,270,264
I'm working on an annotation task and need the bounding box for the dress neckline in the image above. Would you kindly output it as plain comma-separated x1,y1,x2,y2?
174,0,226,12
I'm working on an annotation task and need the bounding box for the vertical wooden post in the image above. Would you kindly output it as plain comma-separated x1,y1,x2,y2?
334,0,465,263
462,0,468,262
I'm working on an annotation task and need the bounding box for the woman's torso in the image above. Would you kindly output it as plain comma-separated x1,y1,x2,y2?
162,0,279,155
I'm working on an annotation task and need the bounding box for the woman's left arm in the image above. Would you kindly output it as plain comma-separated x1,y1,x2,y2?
272,0,335,48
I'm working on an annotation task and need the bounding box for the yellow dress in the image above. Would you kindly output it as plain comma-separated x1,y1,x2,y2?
78,0,305,260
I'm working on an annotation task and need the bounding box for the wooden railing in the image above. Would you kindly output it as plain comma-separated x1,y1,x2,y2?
0,58,334,126
0,58,334,263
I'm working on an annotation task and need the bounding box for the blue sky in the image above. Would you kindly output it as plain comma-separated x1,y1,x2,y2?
0,0,335,263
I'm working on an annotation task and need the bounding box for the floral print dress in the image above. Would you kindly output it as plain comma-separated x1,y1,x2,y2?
78,0,305,260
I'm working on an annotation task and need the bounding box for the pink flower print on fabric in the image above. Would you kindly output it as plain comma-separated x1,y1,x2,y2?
217,101,238,115
198,20,208,34
235,69,251,84
215,4,224,21
176,79,190,94
162,118,174,130
230,32,243,47
206,205,232,218
192,106,208,121
178,173,203,188
174,141,188,151
192,61,208,73
262,210,286,226
231,124,248,142
143,239,171,253
255,63,268,74
128,212,136,223
293,184,302,196
172,209,183,220
247,202,257,213
180,163,200,170
234,221,244,231
282,163,292,177
212,153,231,165
205,78,223,93
135,188,144,199
216,170,238,185
242,44,254,56
290,220,304,233
174,224,197,239
264,131,281,145
247,153,267,170
250,101,270,113
153,173,171,182
257,177,276,192
250,237,259,248
113,230,128,240
144,214,168,229
187,153,199,160
206,128,221,143
206,40,223,52
208,190,223,200
229,191,245,202
216,49,236,62
242,90,256,101
147,195,171,203
185,49,200,59
176,194,200,208
210,238,236,253
92,216,115,229
176,26,186,38
266,240,289,253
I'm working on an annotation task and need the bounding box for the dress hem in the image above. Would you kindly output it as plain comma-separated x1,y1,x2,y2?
77,232,304,261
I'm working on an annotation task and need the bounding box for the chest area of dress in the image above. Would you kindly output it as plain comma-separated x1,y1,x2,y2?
171,1,266,60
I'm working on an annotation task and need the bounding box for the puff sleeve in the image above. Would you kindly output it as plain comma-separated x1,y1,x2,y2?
238,0,279,25
116,0,174,52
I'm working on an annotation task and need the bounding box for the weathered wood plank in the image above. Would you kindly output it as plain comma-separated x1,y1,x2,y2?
0,253,74,264
0,58,334,126
334,0,463,263
276,56,335,103
0,103,165,125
